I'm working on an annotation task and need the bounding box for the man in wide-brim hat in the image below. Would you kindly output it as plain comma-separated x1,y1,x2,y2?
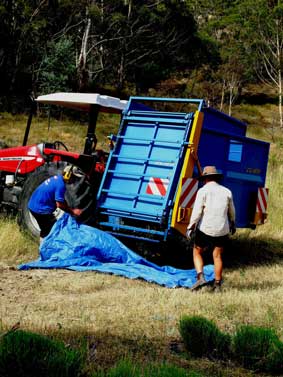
198,165,223,181
186,166,236,292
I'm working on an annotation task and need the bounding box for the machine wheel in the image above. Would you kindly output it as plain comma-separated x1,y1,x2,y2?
64,172,96,225
17,162,96,239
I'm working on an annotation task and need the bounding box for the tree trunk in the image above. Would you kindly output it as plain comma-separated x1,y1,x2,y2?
77,17,91,91
220,79,225,112
278,67,283,128
276,20,283,128
228,86,232,116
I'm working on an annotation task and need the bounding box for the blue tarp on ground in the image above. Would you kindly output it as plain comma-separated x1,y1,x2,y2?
18,214,215,288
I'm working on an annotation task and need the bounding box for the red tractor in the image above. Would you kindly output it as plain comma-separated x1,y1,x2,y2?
0,93,127,238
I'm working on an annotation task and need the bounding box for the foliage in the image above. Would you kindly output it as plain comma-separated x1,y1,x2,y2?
0,329,85,377
95,358,204,377
0,0,252,110
235,0,283,125
37,37,76,94
232,325,283,373
179,315,231,360
179,315,283,374
1,0,281,115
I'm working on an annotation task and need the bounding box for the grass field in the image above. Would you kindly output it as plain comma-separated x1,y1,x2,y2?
1,105,283,376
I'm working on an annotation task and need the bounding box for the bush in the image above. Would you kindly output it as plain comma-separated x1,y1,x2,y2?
179,315,231,360
233,325,283,373
97,359,205,377
265,339,283,374
107,359,139,377
144,363,204,377
0,329,85,377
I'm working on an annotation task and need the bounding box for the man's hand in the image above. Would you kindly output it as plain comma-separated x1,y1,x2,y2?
72,208,83,216
56,201,83,217
186,229,193,240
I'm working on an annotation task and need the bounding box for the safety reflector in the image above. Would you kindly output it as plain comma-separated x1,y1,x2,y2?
146,177,169,196
179,178,198,208
256,187,269,213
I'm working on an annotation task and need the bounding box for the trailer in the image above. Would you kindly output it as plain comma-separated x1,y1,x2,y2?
0,93,269,243
95,96,269,242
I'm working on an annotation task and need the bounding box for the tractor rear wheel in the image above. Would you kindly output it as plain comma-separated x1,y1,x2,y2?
17,163,96,239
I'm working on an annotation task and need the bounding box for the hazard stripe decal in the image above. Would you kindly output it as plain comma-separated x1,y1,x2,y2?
146,177,169,196
179,178,198,208
256,187,269,213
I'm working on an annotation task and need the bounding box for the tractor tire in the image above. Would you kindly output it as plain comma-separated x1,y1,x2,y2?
64,174,96,225
17,162,96,239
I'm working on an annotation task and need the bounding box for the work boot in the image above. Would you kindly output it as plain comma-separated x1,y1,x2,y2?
191,272,207,291
212,279,222,293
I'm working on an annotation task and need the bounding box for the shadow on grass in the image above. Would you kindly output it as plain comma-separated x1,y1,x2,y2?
223,236,283,268
125,233,283,271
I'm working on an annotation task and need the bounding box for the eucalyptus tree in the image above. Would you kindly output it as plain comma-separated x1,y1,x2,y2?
0,0,82,105
0,0,49,100
238,0,283,128
73,0,204,94
186,0,248,114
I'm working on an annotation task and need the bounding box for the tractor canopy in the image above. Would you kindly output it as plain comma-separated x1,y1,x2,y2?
36,92,128,113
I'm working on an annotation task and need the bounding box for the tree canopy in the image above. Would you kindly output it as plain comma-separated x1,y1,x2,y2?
0,0,281,117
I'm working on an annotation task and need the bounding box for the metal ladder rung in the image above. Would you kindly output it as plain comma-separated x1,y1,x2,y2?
115,134,185,145
105,170,171,180
127,110,191,118
100,188,166,202
99,222,165,236
124,116,189,125
99,208,163,220
111,155,175,165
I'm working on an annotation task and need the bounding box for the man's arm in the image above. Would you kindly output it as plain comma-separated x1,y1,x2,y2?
56,201,83,216
186,189,204,237
228,195,236,234
228,195,236,223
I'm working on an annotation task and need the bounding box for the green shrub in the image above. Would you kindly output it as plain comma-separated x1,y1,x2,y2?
96,359,205,377
0,329,85,377
144,363,204,377
233,325,283,373
179,315,231,360
265,339,283,374
107,359,141,377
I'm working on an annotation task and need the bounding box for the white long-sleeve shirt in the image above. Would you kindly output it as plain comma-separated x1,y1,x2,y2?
187,181,236,237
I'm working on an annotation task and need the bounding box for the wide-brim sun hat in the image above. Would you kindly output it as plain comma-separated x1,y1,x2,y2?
199,165,223,180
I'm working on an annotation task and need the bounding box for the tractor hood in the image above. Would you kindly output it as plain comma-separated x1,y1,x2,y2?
36,92,128,113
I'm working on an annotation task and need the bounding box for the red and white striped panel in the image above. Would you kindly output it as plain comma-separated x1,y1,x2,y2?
256,187,269,213
146,177,169,196
179,178,198,208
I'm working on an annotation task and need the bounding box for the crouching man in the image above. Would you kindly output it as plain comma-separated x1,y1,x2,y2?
28,165,83,242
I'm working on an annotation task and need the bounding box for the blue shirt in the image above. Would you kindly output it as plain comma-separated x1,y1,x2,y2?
28,175,66,214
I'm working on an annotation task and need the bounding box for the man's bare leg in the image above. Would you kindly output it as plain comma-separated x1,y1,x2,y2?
213,246,223,282
193,245,204,275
